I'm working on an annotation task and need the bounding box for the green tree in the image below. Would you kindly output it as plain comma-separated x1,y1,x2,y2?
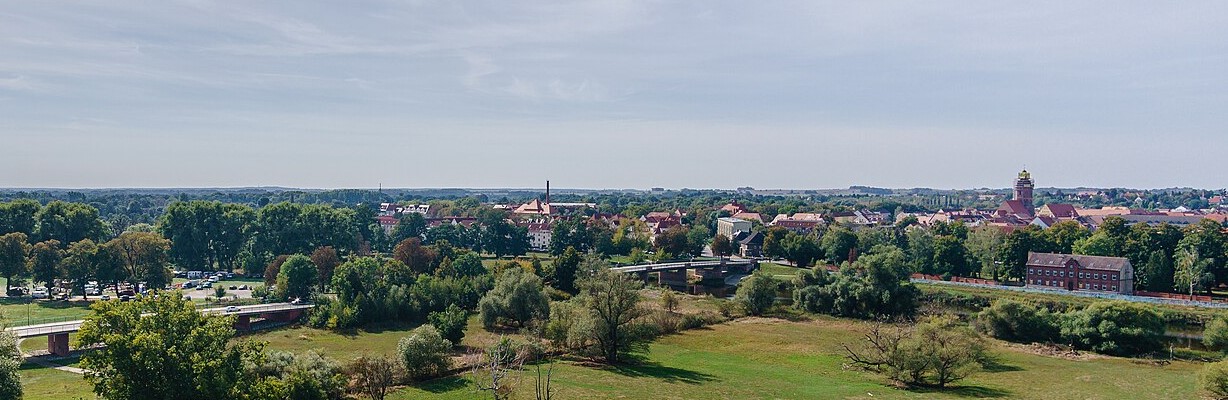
64,239,101,299
104,231,172,291
348,355,403,400
398,325,452,381
479,268,550,329
276,254,318,301
548,246,581,293
1059,301,1164,356
1200,358,1228,399
428,303,469,346
1137,250,1174,292
0,328,21,400
931,235,970,277
75,291,259,399
965,225,1006,279
391,213,428,244
761,226,789,259
782,232,822,267
1043,220,1091,254
844,315,988,388
1175,248,1213,296
0,232,31,293
734,270,779,316
972,299,1058,343
659,288,679,313
821,225,858,264
1203,316,1228,349
0,199,40,237
29,239,64,291
578,267,648,363
34,201,104,247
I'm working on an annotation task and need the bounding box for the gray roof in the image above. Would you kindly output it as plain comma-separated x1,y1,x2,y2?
1026,252,1131,272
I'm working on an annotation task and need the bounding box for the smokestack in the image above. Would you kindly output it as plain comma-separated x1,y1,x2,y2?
546,180,550,204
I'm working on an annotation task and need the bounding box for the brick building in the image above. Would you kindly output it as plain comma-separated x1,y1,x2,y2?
1024,252,1134,295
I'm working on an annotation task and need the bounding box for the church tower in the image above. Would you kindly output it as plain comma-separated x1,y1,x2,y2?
1014,169,1034,215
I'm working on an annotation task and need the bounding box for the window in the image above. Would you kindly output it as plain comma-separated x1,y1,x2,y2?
1029,268,1034,275
1094,273,1100,280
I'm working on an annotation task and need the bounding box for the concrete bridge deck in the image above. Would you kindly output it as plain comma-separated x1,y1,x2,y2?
4,302,311,356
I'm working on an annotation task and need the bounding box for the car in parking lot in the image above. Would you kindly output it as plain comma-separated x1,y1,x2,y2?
31,288,48,299
238,285,248,290
229,285,237,290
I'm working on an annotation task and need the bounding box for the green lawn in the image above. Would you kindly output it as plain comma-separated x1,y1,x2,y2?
758,262,804,279
391,317,1203,400
16,302,1209,400
19,360,95,400
0,298,94,327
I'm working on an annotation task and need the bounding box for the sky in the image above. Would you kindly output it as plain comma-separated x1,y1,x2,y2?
1,1,1226,190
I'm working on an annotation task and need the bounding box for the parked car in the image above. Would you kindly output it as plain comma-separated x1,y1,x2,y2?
201,282,213,289
238,285,248,290
228,285,237,290
31,288,49,299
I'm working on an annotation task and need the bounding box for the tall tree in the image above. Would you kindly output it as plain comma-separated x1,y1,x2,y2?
710,233,732,257
965,225,1006,280
75,291,260,399
549,246,581,293
0,232,31,293
64,239,101,299
310,246,340,293
35,201,104,246
1174,248,1213,296
821,225,858,264
29,239,64,291
578,267,647,363
0,199,40,236
104,231,172,291
276,254,318,301
391,213,428,244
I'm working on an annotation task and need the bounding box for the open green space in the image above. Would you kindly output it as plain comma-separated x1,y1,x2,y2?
758,262,804,279
391,317,1202,399
19,361,94,400
16,315,1208,400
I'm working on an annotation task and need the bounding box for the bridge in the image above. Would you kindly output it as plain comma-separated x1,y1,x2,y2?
5,303,312,356
611,258,757,290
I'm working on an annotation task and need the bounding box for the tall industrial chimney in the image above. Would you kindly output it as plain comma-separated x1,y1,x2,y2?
545,180,550,204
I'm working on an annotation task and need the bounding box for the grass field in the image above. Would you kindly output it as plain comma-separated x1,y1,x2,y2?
758,262,804,279
15,286,1213,400
16,316,1208,400
391,317,1203,400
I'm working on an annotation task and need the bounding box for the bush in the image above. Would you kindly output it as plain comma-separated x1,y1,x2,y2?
248,350,347,400
735,271,779,316
1060,301,1164,356
1202,359,1228,400
845,315,988,388
428,303,468,346
973,300,1059,343
397,325,453,381
478,268,550,329
1206,317,1228,350
793,247,919,319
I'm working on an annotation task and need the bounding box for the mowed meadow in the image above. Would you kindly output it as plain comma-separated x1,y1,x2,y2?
21,313,1204,400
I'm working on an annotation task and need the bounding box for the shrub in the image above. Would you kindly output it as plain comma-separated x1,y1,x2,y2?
478,268,550,329
793,248,919,319
973,300,1059,343
735,271,779,316
1202,359,1228,400
1060,301,1164,356
398,325,452,381
845,315,988,388
428,303,468,346
1206,317,1228,350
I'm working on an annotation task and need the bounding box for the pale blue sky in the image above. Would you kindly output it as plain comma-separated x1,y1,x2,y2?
1,1,1225,189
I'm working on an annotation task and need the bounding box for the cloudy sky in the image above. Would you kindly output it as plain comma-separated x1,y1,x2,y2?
1,1,1225,190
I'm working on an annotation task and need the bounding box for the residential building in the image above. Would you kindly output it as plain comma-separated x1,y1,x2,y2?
736,231,764,258
1024,252,1134,295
